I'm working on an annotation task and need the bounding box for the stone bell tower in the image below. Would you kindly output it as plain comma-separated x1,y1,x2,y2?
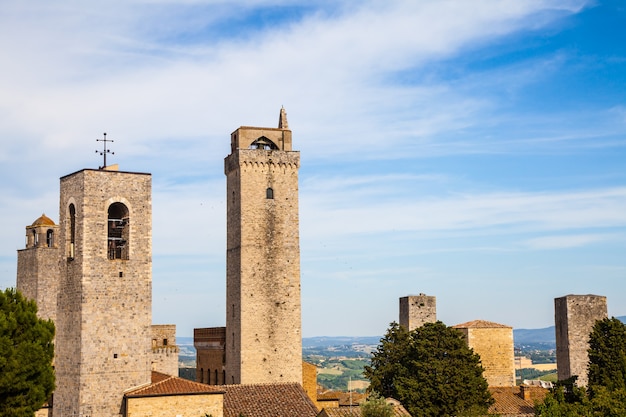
53,166,152,417
224,108,302,384
16,214,60,322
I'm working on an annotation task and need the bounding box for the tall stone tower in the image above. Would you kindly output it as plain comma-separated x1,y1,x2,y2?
224,108,302,384
16,214,60,322
399,294,436,331
555,294,607,387
54,166,152,417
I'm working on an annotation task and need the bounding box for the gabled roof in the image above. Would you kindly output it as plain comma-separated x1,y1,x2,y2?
453,319,512,329
125,371,224,397
221,382,318,417
488,386,548,416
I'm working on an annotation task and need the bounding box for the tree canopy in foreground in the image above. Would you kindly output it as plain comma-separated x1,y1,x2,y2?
364,321,493,417
0,288,55,417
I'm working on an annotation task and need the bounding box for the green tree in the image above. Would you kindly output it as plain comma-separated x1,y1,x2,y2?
587,317,626,394
360,391,394,417
0,288,55,417
364,321,493,417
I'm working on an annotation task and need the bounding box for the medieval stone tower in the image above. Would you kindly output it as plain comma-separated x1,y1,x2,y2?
54,167,152,417
16,214,60,323
224,108,302,384
453,320,515,387
399,294,436,331
555,294,607,387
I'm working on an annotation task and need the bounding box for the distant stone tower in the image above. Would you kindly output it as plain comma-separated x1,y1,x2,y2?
53,166,152,417
151,324,180,377
555,294,607,387
16,214,60,322
453,320,515,387
224,108,302,384
399,294,436,331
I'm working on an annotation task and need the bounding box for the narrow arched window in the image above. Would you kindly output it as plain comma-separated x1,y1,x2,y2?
108,202,130,260
69,204,76,259
33,230,38,247
200,368,204,383
266,187,274,199
46,229,54,247
215,369,218,385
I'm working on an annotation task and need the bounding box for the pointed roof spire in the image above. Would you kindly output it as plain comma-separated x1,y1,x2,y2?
278,106,289,129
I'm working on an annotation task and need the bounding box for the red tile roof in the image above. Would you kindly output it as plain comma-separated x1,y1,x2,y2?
125,371,224,397
453,320,512,329
318,402,411,417
488,386,548,416
221,382,318,417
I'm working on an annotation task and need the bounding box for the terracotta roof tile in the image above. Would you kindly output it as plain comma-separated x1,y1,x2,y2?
221,382,318,417
453,320,512,329
125,371,224,397
319,402,411,417
488,386,548,416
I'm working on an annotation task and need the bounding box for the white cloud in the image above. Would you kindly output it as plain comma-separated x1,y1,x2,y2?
524,233,617,250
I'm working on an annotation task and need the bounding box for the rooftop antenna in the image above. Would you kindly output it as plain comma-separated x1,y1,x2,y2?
96,132,114,169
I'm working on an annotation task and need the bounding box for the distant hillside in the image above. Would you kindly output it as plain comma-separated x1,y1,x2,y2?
179,316,626,349
513,315,626,346
303,336,381,348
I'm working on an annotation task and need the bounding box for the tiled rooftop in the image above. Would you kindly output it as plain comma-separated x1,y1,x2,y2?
125,371,224,397
488,386,548,416
453,319,512,329
221,382,318,417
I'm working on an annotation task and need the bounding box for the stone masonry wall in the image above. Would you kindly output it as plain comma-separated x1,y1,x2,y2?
55,169,152,417
399,294,436,331
455,322,515,387
555,294,607,386
16,246,60,323
225,124,302,385
125,393,224,417
151,324,179,376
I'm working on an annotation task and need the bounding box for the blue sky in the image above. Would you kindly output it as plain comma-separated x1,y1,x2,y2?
1,0,625,337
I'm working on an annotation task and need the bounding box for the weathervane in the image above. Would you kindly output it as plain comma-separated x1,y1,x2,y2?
95,132,115,169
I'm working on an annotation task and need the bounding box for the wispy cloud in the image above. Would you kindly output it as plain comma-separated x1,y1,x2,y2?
2,0,625,335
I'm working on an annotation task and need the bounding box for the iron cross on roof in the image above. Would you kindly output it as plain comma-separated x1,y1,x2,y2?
96,132,115,169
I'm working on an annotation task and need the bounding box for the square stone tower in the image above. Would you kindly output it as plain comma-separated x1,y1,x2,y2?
453,320,515,387
399,294,436,331
555,294,607,387
54,167,152,417
16,214,60,323
224,108,302,384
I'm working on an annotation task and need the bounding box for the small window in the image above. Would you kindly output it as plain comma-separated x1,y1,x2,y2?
46,229,54,247
200,368,204,383
163,338,168,346
266,187,274,199
215,369,219,385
